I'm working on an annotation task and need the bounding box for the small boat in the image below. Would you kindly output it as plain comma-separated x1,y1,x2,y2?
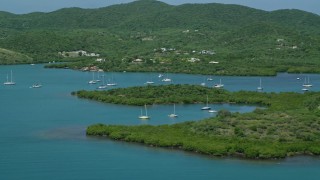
158,74,164,78
107,83,117,86
88,80,96,84
168,104,178,118
209,110,217,113
257,78,263,91
145,81,155,85
162,73,172,82
302,88,309,92
201,95,211,110
97,85,107,89
200,77,206,86
213,79,224,88
139,104,150,119
162,78,172,82
207,76,213,81
30,84,42,88
3,70,15,85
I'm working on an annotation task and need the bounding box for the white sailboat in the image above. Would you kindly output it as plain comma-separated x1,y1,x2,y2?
107,74,117,86
3,70,15,85
139,104,150,119
201,95,211,110
88,72,97,84
168,104,178,118
97,75,107,89
302,76,312,87
95,71,101,82
257,78,263,91
213,79,224,88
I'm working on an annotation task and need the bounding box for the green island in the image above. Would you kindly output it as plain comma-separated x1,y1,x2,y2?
1,0,320,75
73,84,320,159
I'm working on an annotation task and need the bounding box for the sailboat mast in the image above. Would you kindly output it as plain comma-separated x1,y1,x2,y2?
10,70,13,82
206,95,209,106
260,78,262,87
145,104,148,116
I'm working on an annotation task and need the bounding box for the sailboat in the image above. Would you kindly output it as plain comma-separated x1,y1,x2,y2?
95,71,101,82
3,70,15,85
139,104,150,119
257,78,263,91
201,95,211,110
168,104,178,118
88,72,97,84
302,76,312,87
107,74,117,86
213,79,224,88
97,75,107,89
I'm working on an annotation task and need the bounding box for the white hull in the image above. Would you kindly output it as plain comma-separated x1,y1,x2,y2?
162,78,172,82
97,85,107,89
139,105,150,119
302,84,312,87
168,114,178,118
4,82,15,85
4,70,15,85
139,115,150,119
88,80,97,84
201,106,211,110
31,84,42,88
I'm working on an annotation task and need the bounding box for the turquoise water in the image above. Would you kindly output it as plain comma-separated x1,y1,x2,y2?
0,64,319,180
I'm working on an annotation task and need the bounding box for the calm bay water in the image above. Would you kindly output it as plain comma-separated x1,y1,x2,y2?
0,64,319,180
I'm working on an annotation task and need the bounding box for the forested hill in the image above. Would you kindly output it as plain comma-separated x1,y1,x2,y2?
1,0,319,31
0,0,319,75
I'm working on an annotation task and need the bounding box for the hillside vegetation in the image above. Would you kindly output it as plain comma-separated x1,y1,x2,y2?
0,48,32,64
0,0,320,75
